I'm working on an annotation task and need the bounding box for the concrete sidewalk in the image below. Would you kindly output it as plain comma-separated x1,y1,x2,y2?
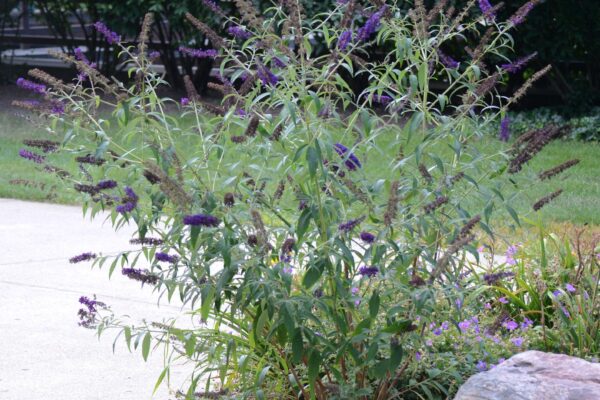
0,199,194,400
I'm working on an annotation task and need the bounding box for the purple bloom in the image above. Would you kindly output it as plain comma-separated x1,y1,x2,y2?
94,21,121,44
477,0,495,20
183,213,220,227
521,317,533,329
565,283,576,293
373,94,392,105
50,100,65,115
155,252,179,264
498,297,508,304
359,231,376,243
202,0,224,15
228,25,252,39
433,328,443,336
553,290,562,298
356,6,387,42
511,337,524,347
476,360,487,371
561,306,571,318
338,216,365,232
438,50,459,69
116,186,138,214
441,321,450,330
256,62,279,87
16,77,46,94
415,351,422,361
358,265,379,277
179,46,218,58
69,252,97,263
19,148,45,164
181,97,190,106
509,0,539,26
501,52,537,74
458,320,471,332
79,296,102,312
333,143,361,170
96,180,117,190
282,265,294,275
116,202,136,213
338,30,353,50
149,51,160,59
485,302,492,309
455,298,463,309
503,320,519,331
122,268,159,285
499,117,511,142
272,57,286,68
351,287,360,295
73,48,97,80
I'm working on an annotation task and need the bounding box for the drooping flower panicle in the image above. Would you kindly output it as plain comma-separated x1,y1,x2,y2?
333,143,361,170
356,6,387,42
69,252,97,263
183,213,220,227
179,46,218,59
16,77,46,94
19,149,45,164
93,21,121,44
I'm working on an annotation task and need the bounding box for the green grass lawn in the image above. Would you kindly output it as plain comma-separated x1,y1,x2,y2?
1,110,599,224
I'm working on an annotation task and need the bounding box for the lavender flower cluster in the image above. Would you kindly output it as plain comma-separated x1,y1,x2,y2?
179,46,218,59
16,78,46,94
69,252,97,264
183,213,220,227
116,186,138,214
333,143,361,171
93,21,121,44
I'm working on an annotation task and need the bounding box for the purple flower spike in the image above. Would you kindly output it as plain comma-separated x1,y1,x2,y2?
228,25,252,39
477,0,496,20
272,57,286,68
94,21,121,44
565,283,576,293
69,252,97,263
509,0,540,26
333,143,361,170
511,337,524,347
181,97,190,106
122,268,159,285
155,252,179,264
501,52,537,74
373,94,392,105
499,117,511,141
183,213,220,227
438,50,459,69
338,30,353,50
16,77,46,94
359,231,376,243
149,51,160,59
358,265,379,277
96,180,117,190
339,216,365,232
256,62,279,87
179,46,218,58
116,186,138,214
19,148,45,164
356,6,387,42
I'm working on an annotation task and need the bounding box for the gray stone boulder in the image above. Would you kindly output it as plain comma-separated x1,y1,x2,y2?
454,350,600,400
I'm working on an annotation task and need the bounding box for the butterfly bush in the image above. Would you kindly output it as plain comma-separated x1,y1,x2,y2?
15,0,569,398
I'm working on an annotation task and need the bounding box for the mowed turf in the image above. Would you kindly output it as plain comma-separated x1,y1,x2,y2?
1,110,598,224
